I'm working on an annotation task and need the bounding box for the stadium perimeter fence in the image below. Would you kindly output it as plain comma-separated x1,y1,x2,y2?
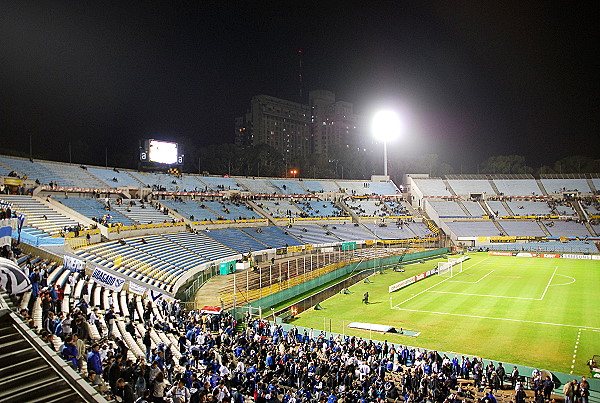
235,248,450,318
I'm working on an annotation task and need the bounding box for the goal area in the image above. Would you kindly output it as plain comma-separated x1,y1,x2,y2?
438,257,464,277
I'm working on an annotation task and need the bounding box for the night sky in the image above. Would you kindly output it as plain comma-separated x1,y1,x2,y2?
1,2,598,170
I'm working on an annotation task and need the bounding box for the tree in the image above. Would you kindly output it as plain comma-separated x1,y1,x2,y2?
480,155,532,174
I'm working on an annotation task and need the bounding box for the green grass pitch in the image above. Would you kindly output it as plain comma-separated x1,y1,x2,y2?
290,252,600,376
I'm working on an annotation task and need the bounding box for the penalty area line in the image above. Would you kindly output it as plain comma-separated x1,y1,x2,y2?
427,290,537,300
389,306,600,331
395,257,491,307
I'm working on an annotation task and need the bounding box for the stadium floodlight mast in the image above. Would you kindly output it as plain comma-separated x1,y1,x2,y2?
372,110,403,177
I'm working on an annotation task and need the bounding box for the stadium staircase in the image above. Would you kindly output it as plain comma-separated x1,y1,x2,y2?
244,200,278,225
158,201,189,224
335,199,359,223
537,221,553,237
422,216,440,235
442,179,458,196
573,200,598,236
480,201,507,235
536,179,549,195
0,292,107,403
501,200,515,216
587,177,597,193
455,200,472,216
45,197,102,228
81,170,111,189
400,200,420,217
488,178,501,195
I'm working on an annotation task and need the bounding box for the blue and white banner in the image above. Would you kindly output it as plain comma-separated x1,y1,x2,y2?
0,257,31,295
91,267,125,292
149,289,163,302
0,218,17,247
63,255,85,272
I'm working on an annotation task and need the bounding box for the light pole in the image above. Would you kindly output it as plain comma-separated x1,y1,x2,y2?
372,110,402,178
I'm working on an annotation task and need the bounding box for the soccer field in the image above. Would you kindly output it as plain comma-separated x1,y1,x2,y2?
290,252,600,375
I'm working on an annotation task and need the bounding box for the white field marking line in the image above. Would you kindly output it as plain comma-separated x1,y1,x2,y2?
427,290,537,300
447,269,495,284
548,273,576,287
389,306,600,331
395,257,491,306
538,266,558,301
474,269,495,284
571,329,582,374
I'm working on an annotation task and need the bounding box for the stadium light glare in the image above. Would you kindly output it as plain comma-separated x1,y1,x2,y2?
372,110,403,177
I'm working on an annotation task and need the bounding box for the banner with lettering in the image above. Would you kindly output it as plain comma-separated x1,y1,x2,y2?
91,267,125,292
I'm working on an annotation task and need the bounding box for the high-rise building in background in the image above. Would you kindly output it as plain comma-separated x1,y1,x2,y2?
308,90,361,156
235,90,363,158
235,95,310,160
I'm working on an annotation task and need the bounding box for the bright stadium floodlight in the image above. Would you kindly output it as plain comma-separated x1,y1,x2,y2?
372,110,403,177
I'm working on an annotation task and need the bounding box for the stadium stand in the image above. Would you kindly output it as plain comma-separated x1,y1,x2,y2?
55,197,134,226
553,202,577,216
362,223,418,239
257,200,303,218
200,228,269,253
127,171,203,192
126,235,211,270
195,175,244,191
39,162,107,189
323,223,374,241
367,181,400,195
446,221,502,237
160,199,220,221
336,180,378,196
161,232,236,261
428,201,469,218
301,180,340,193
540,178,592,194
294,200,345,218
404,222,435,238
2,194,82,236
412,178,452,197
200,200,258,220
0,162,11,177
86,167,144,188
111,200,173,224
447,179,495,195
544,221,592,237
268,179,307,195
505,201,553,216
493,179,542,196
235,177,279,194
344,199,387,217
498,221,547,237
486,200,512,216
283,224,339,244
336,180,398,196
384,199,410,216
0,156,73,187
461,201,486,217
240,226,303,248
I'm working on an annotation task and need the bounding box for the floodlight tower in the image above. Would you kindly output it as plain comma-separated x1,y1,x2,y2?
372,110,402,178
